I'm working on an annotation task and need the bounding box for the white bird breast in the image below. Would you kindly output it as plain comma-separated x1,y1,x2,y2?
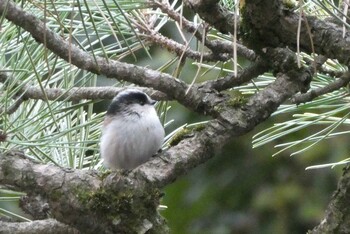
100,104,165,170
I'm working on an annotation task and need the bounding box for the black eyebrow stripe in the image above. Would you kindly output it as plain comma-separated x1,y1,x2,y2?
106,91,151,115
118,91,149,104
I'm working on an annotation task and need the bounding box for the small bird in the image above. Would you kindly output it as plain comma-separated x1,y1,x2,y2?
100,89,165,170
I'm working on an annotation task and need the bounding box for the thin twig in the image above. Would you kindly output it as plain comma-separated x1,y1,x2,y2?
0,72,170,115
292,71,350,104
21,86,170,102
140,28,231,62
200,58,269,91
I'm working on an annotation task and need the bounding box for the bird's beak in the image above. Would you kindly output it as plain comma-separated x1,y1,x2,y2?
150,100,157,105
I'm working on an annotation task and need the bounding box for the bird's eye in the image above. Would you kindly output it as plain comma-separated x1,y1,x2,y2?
140,101,146,106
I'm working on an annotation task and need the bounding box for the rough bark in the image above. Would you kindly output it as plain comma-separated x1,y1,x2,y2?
310,166,350,234
0,151,167,233
0,219,78,234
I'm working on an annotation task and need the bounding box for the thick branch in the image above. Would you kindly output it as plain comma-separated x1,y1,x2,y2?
242,0,350,66
0,151,166,233
310,165,350,233
0,219,78,234
183,0,235,34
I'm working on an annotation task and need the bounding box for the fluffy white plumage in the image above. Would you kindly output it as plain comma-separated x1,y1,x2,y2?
100,89,164,170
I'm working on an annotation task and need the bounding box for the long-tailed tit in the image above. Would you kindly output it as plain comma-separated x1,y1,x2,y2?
100,89,165,170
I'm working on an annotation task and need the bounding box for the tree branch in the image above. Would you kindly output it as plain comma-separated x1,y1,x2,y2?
1,85,169,115
0,73,167,99
0,219,78,234
0,151,166,233
242,0,350,66
310,165,350,233
151,0,256,61
140,28,231,62
3,97,24,115
183,0,235,34
292,71,350,104
0,70,170,114
21,86,169,102
199,57,269,91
